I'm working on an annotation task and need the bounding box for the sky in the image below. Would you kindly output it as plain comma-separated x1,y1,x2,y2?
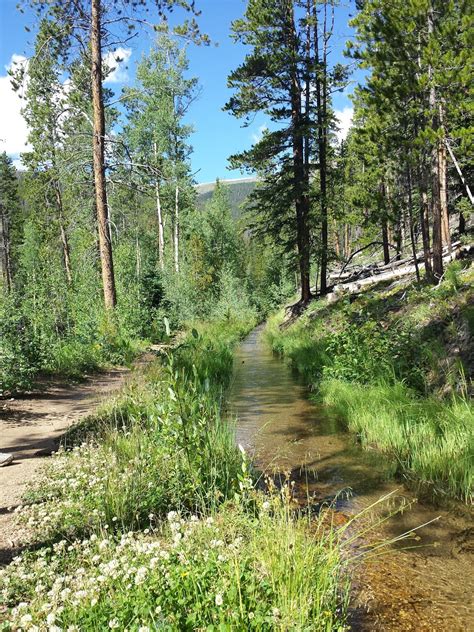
0,0,361,184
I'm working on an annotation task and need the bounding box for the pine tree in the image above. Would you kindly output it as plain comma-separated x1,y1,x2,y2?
0,154,19,292
225,0,313,303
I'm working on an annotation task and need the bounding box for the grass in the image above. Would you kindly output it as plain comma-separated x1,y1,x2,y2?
1,314,350,630
321,379,473,503
267,263,474,502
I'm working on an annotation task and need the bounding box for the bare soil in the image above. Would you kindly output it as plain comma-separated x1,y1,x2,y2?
0,368,130,564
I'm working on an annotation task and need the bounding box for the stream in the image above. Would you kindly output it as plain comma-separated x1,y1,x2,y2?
228,325,473,631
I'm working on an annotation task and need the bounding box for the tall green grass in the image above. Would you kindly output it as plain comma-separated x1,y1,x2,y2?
21,319,255,541
321,379,473,502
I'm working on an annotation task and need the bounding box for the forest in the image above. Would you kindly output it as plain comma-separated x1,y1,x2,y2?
0,0,472,630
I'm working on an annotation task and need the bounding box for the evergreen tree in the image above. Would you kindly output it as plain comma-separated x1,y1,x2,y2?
0,154,19,292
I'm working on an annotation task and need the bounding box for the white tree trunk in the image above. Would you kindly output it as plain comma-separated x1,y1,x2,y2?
153,142,165,270
174,183,179,273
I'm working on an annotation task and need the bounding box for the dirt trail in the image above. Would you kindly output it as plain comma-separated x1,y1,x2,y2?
0,367,130,564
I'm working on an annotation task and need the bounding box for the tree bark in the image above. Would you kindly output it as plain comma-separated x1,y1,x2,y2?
0,203,12,291
54,183,72,285
174,183,179,273
314,0,329,295
333,219,340,258
153,143,165,270
418,164,434,281
438,105,451,253
459,211,466,235
381,216,390,265
344,223,350,258
406,163,420,282
288,2,311,303
91,0,116,309
427,4,443,280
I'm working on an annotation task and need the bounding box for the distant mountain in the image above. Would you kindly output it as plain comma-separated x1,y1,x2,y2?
195,177,257,220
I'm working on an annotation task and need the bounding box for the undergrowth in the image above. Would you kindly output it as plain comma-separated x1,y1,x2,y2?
0,315,350,631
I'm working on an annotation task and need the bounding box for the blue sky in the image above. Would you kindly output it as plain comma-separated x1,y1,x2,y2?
0,0,361,184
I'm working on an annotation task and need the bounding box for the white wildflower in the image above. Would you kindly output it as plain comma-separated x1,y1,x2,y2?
134,566,148,585
215,594,223,606
19,614,33,627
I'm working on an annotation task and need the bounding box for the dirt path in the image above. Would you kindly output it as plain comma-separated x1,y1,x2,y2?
0,367,131,564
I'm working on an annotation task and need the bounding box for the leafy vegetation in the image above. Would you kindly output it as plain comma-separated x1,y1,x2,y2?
1,318,349,630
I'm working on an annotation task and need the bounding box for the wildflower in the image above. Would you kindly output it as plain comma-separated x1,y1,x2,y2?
19,613,33,627
155,605,162,614
248,612,255,620
109,619,120,629
138,627,151,632
46,612,56,625
262,501,271,512
135,566,148,585
215,593,223,606
272,607,281,617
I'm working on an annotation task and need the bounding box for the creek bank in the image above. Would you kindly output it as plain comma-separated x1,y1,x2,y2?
268,264,474,502
228,324,474,631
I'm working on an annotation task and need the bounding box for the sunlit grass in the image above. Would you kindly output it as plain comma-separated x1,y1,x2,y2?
320,379,473,503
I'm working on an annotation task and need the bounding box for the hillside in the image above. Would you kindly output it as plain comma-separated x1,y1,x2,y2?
268,258,474,501
195,177,257,219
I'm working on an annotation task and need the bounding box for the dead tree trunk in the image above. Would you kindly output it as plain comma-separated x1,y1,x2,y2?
91,0,116,309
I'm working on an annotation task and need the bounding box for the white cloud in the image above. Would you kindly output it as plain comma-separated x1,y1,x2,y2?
0,54,30,156
334,106,353,142
251,123,268,144
104,47,132,84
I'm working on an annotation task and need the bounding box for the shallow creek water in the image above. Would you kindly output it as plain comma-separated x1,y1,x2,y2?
227,325,473,631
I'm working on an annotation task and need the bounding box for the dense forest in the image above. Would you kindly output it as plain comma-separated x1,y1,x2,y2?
0,0,472,630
